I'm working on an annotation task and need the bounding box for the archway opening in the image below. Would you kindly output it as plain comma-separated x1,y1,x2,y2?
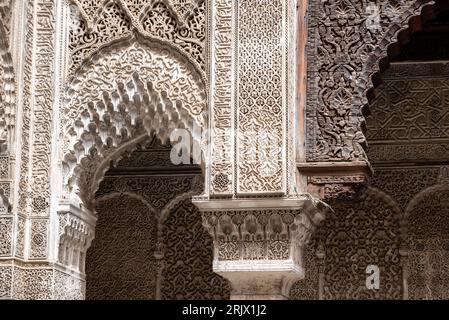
85,134,230,300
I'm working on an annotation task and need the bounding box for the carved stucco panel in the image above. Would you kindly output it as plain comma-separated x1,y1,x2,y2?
68,0,206,76
306,0,434,162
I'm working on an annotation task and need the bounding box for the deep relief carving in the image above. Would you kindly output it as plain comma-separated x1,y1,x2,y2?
306,0,433,162
17,0,35,214
0,217,12,256
201,209,317,262
0,0,15,224
13,267,53,300
371,168,440,210
17,0,56,218
236,0,286,193
15,216,25,258
62,40,206,207
298,188,404,300
199,198,330,298
367,62,449,164
289,241,321,300
29,219,49,259
97,175,199,210
208,0,233,194
58,209,95,273
86,143,230,299
293,60,449,300
208,0,295,196
0,1,13,39
53,270,85,300
0,181,11,213
406,185,449,299
0,15,15,155
86,194,158,299
0,265,12,298
0,154,8,178
368,63,449,141
68,0,205,75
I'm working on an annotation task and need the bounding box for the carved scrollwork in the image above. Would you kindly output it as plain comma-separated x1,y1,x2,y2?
0,3,15,155
62,39,207,208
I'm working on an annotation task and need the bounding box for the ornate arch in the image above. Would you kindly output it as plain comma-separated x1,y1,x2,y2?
0,2,15,154
305,0,444,164
61,37,207,209
86,155,228,299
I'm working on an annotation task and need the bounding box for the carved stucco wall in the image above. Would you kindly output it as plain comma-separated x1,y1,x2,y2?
305,0,436,163
302,0,449,201
87,194,159,299
86,137,230,299
59,0,208,210
0,0,14,213
61,39,207,208
206,0,297,197
0,0,209,299
292,61,449,300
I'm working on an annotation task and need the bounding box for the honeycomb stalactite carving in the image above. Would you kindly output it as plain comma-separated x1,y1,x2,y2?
68,0,206,76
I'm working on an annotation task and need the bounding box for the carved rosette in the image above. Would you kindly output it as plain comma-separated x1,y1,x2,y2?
199,198,331,299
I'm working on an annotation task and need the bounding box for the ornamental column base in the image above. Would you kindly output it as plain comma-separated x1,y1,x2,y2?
195,195,331,300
